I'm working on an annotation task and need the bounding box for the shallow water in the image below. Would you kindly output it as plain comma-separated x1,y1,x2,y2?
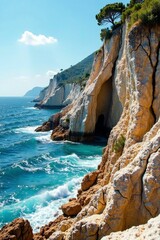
0,97,105,232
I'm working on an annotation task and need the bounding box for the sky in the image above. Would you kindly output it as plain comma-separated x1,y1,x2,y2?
0,0,129,96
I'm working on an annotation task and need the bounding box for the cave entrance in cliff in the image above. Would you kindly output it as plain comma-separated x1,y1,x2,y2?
95,114,105,136
95,78,112,138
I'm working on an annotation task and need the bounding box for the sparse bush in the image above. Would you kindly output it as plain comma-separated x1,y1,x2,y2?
113,134,126,153
111,21,122,30
100,28,112,41
85,73,90,78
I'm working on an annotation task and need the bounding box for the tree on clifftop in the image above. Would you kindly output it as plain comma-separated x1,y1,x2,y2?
96,2,125,27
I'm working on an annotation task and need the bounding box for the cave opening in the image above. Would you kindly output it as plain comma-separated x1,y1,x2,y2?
95,114,106,136
95,79,112,138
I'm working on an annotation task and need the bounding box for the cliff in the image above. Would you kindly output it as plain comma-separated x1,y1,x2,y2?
1,17,160,240
33,22,160,239
34,53,94,108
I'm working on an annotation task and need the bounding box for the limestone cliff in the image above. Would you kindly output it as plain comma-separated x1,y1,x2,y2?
1,21,160,240
35,22,160,239
35,76,81,108
34,53,94,108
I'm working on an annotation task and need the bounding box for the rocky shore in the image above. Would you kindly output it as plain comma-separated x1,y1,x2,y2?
1,18,160,240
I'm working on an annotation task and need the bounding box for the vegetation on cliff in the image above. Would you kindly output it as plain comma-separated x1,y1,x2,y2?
96,2,125,41
97,0,160,41
122,0,160,26
56,53,94,86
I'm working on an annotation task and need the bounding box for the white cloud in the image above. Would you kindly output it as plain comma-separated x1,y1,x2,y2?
46,70,59,78
18,31,58,46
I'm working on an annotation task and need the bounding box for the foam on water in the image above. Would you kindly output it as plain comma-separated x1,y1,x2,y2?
0,97,105,232
0,177,82,232
35,134,52,144
15,126,40,134
25,107,38,110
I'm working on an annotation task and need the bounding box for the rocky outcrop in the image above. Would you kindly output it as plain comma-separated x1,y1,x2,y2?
61,199,82,216
34,78,82,109
38,23,160,239
0,218,33,240
81,170,99,191
101,214,160,240
34,87,48,102
2,21,160,240
55,27,123,141
34,53,94,109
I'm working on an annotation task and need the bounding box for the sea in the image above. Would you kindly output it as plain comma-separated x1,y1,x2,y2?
0,97,105,232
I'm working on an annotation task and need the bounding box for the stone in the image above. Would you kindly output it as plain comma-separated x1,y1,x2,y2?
0,218,33,240
48,23,160,239
81,171,98,191
61,200,82,216
51,126,69,141
101,214,160,240
49,231,64,240
35,121,52,132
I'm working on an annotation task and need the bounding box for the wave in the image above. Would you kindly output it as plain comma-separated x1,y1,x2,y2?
14,126,40,134
13,163,43,173
0,177,82,232
25,107,38,110
0,138,36,154
64,140,80,145
35,134,52,144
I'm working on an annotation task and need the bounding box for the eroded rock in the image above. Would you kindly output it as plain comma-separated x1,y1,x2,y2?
61,200,82,216
0,218,33,240
81,171,99,191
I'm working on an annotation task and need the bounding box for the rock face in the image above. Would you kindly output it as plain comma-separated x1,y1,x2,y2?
101,214,160,240
0,218,33,240
3,22,160,240
41,23,160,239
56,27,123,141
34,53,94,108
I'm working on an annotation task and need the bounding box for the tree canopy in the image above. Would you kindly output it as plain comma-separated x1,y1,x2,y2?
96,2,125,27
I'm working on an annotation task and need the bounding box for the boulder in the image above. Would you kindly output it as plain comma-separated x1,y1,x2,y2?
61,200,82,216
35,121,52,132
0,218,33,240
81,171,98,191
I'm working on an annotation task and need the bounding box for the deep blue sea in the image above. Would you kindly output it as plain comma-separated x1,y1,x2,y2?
0,97,104,232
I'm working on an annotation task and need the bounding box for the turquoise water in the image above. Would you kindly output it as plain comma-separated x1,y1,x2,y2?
0,97,104,232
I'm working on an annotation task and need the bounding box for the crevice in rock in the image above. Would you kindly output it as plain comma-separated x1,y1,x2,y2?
140,146,160,217
134,32,159,123
115,189,128,199
151,40,160,122
139,43,153,68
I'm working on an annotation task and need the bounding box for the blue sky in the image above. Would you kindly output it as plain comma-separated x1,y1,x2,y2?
0,0,129,96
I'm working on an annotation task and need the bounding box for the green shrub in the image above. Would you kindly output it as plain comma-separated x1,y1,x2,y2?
122,0,160,27
113,134,126,153
111,21,122,30
138,0,160,25
100,28,112,41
